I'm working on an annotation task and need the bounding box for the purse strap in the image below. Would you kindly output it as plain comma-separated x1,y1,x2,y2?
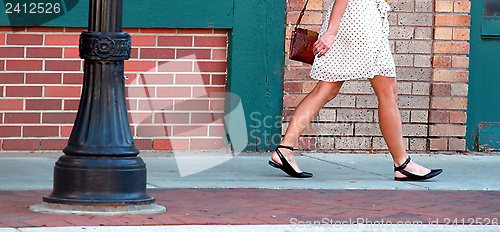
294,0,310,30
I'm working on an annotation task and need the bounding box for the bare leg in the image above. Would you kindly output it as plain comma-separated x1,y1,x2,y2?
369,75,431,178
271,80,344,172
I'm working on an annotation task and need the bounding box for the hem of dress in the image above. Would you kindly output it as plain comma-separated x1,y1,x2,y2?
310,73,397,82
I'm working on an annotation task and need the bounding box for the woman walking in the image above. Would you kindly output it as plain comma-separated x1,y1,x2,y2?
269,0,442,180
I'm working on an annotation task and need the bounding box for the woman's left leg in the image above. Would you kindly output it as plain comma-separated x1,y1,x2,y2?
369,75,432,178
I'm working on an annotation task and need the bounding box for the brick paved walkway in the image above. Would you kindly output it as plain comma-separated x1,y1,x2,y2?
1,189,499,228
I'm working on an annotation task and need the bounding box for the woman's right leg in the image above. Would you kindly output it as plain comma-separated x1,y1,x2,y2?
370,75,438,179
271,80,344,172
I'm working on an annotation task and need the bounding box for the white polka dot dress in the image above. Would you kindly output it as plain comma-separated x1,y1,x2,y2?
310,0,396,82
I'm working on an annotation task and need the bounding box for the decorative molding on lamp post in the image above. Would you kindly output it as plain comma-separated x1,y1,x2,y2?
30,0,165,215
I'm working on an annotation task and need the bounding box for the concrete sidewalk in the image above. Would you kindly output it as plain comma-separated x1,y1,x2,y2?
0,151,499,232
1,151,499,191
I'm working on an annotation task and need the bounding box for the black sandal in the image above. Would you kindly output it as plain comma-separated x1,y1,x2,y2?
394,156,442,181
269,145,313,178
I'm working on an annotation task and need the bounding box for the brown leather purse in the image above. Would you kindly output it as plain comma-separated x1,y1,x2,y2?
289,0,319,65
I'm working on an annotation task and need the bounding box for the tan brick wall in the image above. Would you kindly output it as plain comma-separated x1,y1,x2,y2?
284,0,324,150
284,0,470,152
431,0,470,151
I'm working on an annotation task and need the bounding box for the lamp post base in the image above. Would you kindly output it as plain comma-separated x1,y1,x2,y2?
42,155,155,205
31,155,165,215
30,202,166,216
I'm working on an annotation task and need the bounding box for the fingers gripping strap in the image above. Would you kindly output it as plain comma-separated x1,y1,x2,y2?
394,156,411,172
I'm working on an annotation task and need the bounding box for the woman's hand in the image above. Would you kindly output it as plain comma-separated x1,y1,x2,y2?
313,30,337,58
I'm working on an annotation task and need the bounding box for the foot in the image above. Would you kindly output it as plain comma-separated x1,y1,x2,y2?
394,159,431,179
394,156,442,181
269,145,312,178
270,145,303,173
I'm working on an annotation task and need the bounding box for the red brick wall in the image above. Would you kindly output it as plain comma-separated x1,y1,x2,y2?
0,27,228,151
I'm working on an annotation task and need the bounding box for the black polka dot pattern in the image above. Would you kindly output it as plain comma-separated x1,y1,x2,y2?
310,0,396,82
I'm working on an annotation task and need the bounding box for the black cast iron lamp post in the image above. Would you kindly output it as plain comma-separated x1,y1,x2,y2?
30,0,165,215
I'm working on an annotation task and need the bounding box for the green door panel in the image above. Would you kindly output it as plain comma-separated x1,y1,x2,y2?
481,18,500,37
478,123,500,151
466,0,500,150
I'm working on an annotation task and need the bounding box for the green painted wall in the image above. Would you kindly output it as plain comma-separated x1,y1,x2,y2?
0,0,234,28
226,0,286,151
466,0,481,150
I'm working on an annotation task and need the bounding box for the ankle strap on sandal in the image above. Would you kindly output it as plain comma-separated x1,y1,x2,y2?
394,156,411,172
276,145,295,150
